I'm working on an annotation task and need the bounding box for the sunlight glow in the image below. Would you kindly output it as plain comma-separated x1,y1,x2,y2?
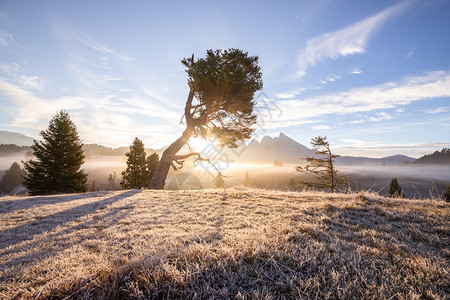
188,137,215,153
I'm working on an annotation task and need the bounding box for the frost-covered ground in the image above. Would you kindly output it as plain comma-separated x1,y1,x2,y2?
0,188,449,299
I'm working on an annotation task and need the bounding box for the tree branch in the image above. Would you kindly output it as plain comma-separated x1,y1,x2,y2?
172,152,228,177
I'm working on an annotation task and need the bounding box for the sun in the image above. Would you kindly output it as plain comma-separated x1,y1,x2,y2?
188,137,214,153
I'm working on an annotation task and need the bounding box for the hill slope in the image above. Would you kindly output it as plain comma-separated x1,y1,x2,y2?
0,131,34,146
414,148,450,165
0,189,448,299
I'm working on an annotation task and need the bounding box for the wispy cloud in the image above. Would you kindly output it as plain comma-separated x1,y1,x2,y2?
0,78,87,126
319,74,341,85
0,77,182,147
0,28,14,47
17,75,46,91
424,107,449,114
270,71,450,128
51,16,134,62
349,112,393,124
350,67,363,75
296,1,410,78
312,125,331,131
406,47,416,58
275,88,306,99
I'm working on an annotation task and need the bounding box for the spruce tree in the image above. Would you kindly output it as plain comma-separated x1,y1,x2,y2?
23,111,87,195
0,162,25,193
214,173,225,188
444,184,450,202
288,177,296,190
243,172,250,187
388,178,403,198
121,138,159,189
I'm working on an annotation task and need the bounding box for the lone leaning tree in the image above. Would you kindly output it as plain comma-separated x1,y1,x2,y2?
150,49,263,189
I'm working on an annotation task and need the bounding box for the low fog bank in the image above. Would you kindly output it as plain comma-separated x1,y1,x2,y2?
164,162,449,198
338,165,450,199
1,153,448,199
0,153,27,170
83,156,127,190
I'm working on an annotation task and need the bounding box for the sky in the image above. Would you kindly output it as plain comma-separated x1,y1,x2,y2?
0,0,449,158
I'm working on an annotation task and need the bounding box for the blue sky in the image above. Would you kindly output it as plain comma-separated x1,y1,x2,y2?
0,0,449,158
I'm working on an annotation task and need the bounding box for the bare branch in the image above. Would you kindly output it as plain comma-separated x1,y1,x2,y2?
170,161,178,171
179,113,185,125
171,152,228,178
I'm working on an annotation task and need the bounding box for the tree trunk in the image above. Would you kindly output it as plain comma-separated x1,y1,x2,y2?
149,91,195,189
149,128,193,189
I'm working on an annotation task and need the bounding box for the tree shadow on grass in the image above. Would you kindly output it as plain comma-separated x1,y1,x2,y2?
0,190,142,250
0,191,112,214
0,190,143,288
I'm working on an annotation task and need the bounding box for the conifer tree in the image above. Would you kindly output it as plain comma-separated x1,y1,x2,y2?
23,111,87,195
0,162,25,193
243,172,250,187
108,172,116,190
121,138,159,189
214,173,225,188
296,136,345,193
388,178,403,198
288,177,296,190
444,184,450,202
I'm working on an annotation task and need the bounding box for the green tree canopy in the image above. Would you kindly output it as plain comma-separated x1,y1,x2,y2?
121,138,160,189
388,178,403,198
150,49,262,189
444,184,450,202
0,162,25,193
243,171,250,187
23,111,87,195
214,173,225,188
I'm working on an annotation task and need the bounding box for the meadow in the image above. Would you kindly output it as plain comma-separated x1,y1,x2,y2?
0,188,448,299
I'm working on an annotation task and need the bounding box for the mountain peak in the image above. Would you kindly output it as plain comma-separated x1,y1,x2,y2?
237,133,316,163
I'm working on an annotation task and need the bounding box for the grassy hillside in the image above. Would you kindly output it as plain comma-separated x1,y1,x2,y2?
0,188,448,299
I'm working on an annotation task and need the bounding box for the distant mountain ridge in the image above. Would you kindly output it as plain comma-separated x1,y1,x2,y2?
0,130,418,165
235,133,316,163
220,133,415,165
0,131,35,146
335,154,416,166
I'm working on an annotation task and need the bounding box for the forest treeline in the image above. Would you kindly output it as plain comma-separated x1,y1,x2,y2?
414,148,450,165
83,144,158,158
0,144,31,156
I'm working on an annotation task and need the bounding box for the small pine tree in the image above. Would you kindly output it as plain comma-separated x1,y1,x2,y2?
243,172,250,187
296,136,345,193
288,177,296,190
108,172,117,190
91,180,97,192
388,178,403,198
121,138,160,189
0,162,25,193
444,184,450,202
23,111,87,195
214,174,225,188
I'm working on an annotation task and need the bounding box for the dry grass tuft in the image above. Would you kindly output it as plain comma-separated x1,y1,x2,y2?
0,188,449,299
